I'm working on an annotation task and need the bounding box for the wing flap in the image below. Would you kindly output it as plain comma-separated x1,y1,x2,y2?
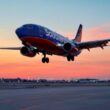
77,39,110,50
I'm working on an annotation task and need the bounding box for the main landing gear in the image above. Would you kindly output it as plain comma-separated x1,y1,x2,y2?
42,52,49,63
67,55,74,61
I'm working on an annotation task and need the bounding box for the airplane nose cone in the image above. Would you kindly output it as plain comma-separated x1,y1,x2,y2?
15,28,23,38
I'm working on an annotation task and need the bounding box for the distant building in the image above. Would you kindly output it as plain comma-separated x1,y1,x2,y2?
77,79,98,83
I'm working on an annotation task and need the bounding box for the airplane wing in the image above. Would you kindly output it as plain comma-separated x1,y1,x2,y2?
77,39,110,50
0,47,21,50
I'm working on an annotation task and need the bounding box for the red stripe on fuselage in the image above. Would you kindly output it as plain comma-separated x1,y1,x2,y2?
20,37,65,55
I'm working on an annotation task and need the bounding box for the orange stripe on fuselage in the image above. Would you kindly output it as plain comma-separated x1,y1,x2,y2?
20,37,65,55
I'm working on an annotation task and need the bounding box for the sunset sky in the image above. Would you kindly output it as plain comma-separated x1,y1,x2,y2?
0,0,110,79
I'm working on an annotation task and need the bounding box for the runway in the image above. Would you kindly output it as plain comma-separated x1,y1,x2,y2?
0,87,110,110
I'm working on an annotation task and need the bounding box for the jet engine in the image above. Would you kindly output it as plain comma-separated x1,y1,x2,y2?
20,46,37,57
63,43,72,51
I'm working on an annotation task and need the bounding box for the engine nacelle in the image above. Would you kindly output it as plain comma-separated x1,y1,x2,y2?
20,46,37,57
63,43,72,51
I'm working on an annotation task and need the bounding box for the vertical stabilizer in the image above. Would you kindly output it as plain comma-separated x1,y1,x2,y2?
73,24,82,42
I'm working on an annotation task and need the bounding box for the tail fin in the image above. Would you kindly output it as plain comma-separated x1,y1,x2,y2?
73,24,83,42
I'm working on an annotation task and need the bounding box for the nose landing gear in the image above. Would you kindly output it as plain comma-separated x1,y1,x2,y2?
42,52,49,63
42,57,49,63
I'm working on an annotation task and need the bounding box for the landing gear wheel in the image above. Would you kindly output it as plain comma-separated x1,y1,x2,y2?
67,56,71,61
42,57,49,63
42,52,50,63
42,57,46,63
67,55,74,61
45,57,49,63
71,57,74,61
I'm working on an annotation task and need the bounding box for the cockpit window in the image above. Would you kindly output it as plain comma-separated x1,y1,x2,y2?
23,25,33,29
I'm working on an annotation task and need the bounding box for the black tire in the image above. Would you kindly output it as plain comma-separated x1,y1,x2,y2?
67,56,71,61
71,56,74,61
45,58,49,63
42,58,46,63
67,55,74,61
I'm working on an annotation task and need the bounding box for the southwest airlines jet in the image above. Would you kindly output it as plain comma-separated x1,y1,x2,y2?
0,24,110,63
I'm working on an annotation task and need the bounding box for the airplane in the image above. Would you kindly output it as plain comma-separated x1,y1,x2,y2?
0,24,110,63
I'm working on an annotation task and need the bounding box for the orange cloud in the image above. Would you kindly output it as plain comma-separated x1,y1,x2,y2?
83,23,110,41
